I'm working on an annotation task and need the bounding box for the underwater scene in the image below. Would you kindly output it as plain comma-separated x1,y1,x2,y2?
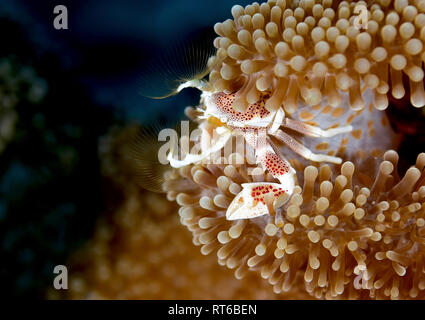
2,0,425,301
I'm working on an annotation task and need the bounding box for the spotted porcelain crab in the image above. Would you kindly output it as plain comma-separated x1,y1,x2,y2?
167,91,352,220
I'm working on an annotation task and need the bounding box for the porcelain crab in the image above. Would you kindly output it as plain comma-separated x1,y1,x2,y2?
167,91,352,220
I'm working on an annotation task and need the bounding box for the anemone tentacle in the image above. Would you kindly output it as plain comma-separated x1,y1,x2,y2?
164,150,425,299
209,0,425,112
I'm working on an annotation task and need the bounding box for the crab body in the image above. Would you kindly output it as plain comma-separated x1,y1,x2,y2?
167,91,353,220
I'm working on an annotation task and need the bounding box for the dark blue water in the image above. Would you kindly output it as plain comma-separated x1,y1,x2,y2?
0,0,253,124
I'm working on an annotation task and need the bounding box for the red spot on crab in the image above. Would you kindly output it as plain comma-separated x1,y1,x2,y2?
260,151,290,180
212,91,272,122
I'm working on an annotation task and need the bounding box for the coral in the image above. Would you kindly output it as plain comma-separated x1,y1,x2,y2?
163,150,425,299
56,188,312,299
209,0,425,112
0,30,117,297
51,124,311,300
152,0,425,300
0,56,47,153
54,0,425,301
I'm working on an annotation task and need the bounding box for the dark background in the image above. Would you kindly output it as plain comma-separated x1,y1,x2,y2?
0,0,253,299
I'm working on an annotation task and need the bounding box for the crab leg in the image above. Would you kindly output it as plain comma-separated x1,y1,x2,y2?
282,118,352,138
271,129,343,164
167,127,232,168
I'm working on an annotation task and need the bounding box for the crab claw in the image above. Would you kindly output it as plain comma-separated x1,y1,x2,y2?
226,182,292,220
167,128,232,168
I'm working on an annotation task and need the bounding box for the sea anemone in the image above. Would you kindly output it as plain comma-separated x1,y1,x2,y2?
58,189,314,299
185,84,399,172
88,0,425,300
163,150,425,299
161,0,402,207
55,125,312,300
209,0,425,112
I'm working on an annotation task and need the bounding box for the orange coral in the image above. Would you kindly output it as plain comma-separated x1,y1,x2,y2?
54,189,310,299
164,150,425,299
209,0,425,112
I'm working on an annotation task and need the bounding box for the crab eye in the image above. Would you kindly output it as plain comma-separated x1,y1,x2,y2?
207,116,225,127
